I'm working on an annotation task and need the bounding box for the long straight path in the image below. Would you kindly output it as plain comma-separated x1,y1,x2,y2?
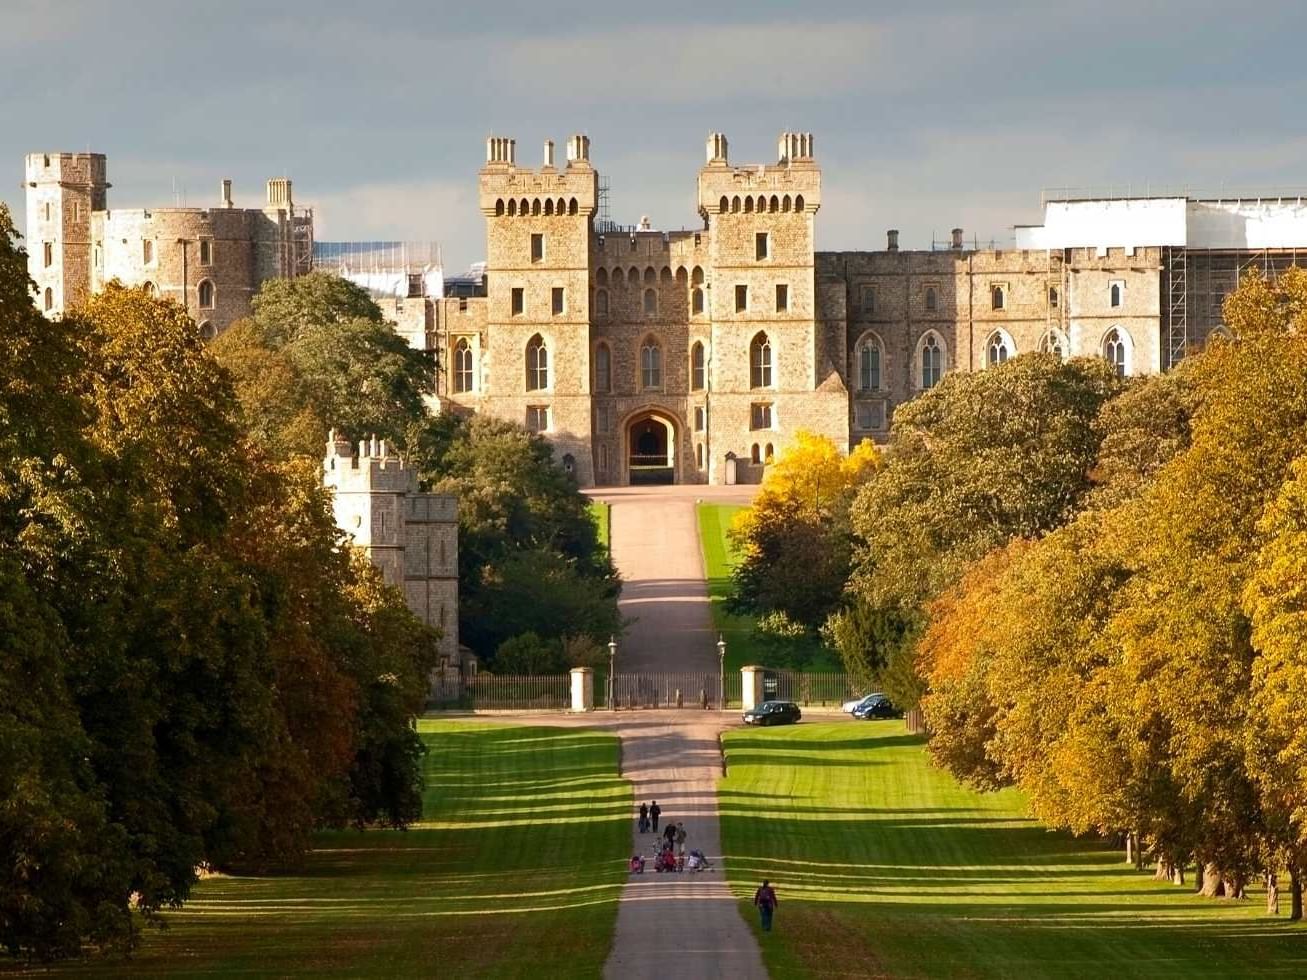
585,486,766,980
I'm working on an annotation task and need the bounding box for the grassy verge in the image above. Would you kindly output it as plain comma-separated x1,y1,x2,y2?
16,721,630,979
719,721,1306,979
589,499,611,555
697,502,839,672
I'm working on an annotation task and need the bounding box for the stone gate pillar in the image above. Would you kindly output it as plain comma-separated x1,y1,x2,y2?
741,665,765,711
570,667,594,712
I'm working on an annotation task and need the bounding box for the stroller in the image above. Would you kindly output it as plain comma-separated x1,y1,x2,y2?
686,849,713,872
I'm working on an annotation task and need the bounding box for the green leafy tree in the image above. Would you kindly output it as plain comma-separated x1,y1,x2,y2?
250,270,384,346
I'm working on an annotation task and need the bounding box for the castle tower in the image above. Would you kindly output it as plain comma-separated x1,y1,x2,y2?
477,133,599,485
322,432,461,667
25,152,108,316
694,132,844,478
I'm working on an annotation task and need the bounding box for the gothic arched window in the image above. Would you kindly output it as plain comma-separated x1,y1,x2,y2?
919,332,945,389
691,341,706,391
526,334,549,391
197,279,215,309
750,332,773,389
987,331,1010,366
453,338,473,393
857,335,882,391
594,342,612,393
1104,328,1128,377
640,337,662,390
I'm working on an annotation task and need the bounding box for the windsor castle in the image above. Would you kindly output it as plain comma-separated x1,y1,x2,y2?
28,133,1307,488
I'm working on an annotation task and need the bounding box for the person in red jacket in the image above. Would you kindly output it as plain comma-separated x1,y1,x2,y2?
753,880,778,932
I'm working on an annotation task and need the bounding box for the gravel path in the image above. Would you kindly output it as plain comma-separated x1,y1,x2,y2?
595,486,767,979
602,717,767,980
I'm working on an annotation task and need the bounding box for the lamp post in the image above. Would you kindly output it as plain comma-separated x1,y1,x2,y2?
608,636,617,711
717,634,726,712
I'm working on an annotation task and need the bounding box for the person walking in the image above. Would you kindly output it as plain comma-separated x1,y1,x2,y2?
674,822,687,855
663,822,677,849
754,880,778,932
650,800,661,833
638,802,649,834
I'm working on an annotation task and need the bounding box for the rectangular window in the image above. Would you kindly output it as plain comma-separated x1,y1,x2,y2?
459,296,468,312
43,242,53,267
552,287,565,316
735,284,748,313
43,202,52,221
750,402,773,430
93,242,102,268
775,283,789,312
143,239,154,265
526,405,549,433
531,234,544,263
407,273,423,298
596,404,611,434
199,239,213,265
756,232,769,261
855,401,886,430
694,406,705,432
1109,279,1125,308
861,285,876,314
599,444,609,475
511,287,524,316
1048,285,1059,308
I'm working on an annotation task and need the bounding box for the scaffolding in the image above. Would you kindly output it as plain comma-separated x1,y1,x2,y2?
312,241,443,298
1165,246,1188,370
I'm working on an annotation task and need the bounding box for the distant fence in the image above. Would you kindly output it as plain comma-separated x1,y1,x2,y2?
429,670,856,711
430,673,570,710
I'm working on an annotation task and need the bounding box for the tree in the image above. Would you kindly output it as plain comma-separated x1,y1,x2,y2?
413,414,620,660
250,270,384,347
729,432,879,630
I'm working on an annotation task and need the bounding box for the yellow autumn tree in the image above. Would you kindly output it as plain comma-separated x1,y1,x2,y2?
727,431,879,631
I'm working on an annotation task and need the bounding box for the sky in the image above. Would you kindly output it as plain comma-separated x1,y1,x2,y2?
4,0,1307,272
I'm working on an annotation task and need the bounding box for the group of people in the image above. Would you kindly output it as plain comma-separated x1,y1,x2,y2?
626,802,778,933
629,801,712,874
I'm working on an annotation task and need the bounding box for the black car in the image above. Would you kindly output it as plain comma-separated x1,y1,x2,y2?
742,700,802,726
853,694,899,720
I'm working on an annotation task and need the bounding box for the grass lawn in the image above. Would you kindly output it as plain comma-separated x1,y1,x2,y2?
697,502,840,672
719,721,1306,979
13,721,630,979
588,499,610,555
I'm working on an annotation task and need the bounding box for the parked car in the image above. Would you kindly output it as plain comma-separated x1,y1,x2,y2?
853,694,899,720
742,701,802,726
843,692,886,714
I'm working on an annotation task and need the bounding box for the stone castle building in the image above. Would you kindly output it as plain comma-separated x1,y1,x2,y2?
416,132,1307,487
25,152,312,336
323,432,461,667
26,140,1307,489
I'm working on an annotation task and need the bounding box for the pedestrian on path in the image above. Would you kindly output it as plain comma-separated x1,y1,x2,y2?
639,802,649,833
675,822,687,855
754,880,778,932
663,822,677,848
650,800,661,832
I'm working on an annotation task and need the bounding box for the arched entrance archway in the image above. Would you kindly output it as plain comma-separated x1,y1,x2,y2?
626,411,676,485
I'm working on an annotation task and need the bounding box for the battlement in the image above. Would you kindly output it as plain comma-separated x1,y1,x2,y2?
25,151,108,186
479,134,598,215
322,431,415,494
697,132,821,215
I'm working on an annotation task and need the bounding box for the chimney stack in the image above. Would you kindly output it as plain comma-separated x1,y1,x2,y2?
220,179,233,208
485,136,517,165
266,177,292,209
887,229,899,252
566,134,590,164
706,132,729,165
543,139,555,168
951,227,964,250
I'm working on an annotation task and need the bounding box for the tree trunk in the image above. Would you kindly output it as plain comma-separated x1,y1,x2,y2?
1200,862,1225,898
1223,873,1246,900
1172,862,1185,886
1154,858,1174,882
1266,872,1279,916
1290,868,1303,921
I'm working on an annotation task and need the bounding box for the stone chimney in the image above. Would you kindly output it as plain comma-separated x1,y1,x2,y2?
486,136,516,165
777,132,814,163
887,229,899,252
220,179,233,208
543,139,555,169
951,227,964,250
266,177,293,208
706,132,729,165
566,134,590,164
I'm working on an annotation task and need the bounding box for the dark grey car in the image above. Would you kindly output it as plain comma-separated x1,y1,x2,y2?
742,700,802,726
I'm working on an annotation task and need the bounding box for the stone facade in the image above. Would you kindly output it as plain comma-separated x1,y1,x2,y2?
26,152,312,335
322,433,460,667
